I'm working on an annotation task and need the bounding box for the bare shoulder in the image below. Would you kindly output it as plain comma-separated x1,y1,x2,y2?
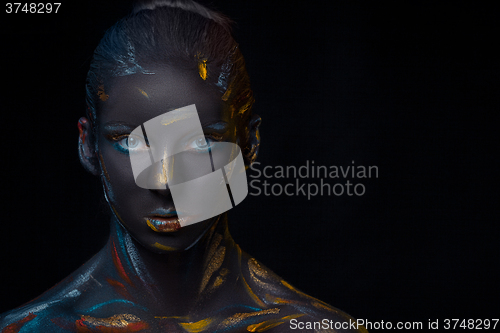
240,254,368,332
0,297,79,332
0,253,110,332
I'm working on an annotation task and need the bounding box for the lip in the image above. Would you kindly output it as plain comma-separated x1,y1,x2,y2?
146,216,182,232
146,208,182,232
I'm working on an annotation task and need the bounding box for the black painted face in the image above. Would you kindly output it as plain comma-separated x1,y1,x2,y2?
96,66,239,253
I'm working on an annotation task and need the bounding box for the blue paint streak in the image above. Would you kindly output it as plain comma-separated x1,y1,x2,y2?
84,299,148,313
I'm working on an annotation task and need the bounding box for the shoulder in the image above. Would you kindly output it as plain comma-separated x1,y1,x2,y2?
239,254,368,332
0,252,113,332
0,299,79,332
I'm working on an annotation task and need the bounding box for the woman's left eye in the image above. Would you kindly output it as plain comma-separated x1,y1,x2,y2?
189,135,217,152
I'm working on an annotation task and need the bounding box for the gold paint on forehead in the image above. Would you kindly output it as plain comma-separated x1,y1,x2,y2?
179,317,214,332
79,313,141,328
198,59,208,80
136,87,149,98
98,85,109,102
196,52,208,80
152,242,176,251
218,308,280,329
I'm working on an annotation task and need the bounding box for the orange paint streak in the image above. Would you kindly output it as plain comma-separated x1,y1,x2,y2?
78,119,87,144
2,313,37,333
107,278,132,300
111,241,133,286
98,85,109,102
264,294,301,305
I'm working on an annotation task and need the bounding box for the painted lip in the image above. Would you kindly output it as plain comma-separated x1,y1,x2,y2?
146,208,182,232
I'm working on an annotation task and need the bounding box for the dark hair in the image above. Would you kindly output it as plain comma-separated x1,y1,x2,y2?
85,0,254,141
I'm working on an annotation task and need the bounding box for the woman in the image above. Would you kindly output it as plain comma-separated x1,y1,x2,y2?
1,1,365,332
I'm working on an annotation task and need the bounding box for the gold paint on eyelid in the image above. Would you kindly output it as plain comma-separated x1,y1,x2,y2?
136,87,149,98
179,318,214,332
152,242,176,251
79,313,141,328
218,308,280,329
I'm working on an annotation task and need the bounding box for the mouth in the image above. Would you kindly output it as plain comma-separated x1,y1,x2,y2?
146,209,182,232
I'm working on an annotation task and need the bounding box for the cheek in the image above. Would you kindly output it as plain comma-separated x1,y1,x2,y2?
98,145,138,206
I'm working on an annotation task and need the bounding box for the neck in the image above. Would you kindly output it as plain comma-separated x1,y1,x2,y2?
104,214,238,315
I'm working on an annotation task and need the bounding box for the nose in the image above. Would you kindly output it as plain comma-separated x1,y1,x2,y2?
142,156,174,194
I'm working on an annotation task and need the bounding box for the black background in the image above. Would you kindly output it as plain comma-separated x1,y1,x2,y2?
1,0,498,327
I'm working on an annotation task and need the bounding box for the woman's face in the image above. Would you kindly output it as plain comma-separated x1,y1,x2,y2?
92,66,240,252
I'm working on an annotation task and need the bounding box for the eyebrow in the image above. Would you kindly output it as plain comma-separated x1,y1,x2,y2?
202,121,229,132
102,122,137,132
103,120,229,133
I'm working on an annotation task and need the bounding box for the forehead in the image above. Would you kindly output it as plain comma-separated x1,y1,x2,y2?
99,66,224,126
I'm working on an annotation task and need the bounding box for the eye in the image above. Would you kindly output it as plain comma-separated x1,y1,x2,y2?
117,135,147,152
188,135,217,152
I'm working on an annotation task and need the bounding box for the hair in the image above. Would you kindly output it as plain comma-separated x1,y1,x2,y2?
85,0,254,141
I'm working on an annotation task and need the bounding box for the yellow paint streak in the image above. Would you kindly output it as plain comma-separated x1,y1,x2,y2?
79,313,140,328
237,98,252,115
248,258,280,293
160,110,194,126
218,308,280,329
281,280,310,298
136,87,149,98
221,86,231,101
152,242,176,251
247,314,304,332
146,219,159,232
199,245,226,293
97,85,109,101
264,294,299,305
247,321,283,332
311,300,340,313
179,318,214,333
241,275,266,308
198,59,208,80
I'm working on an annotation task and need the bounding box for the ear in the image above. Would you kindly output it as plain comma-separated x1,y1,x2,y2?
242,114,261,167
78,117,100,176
